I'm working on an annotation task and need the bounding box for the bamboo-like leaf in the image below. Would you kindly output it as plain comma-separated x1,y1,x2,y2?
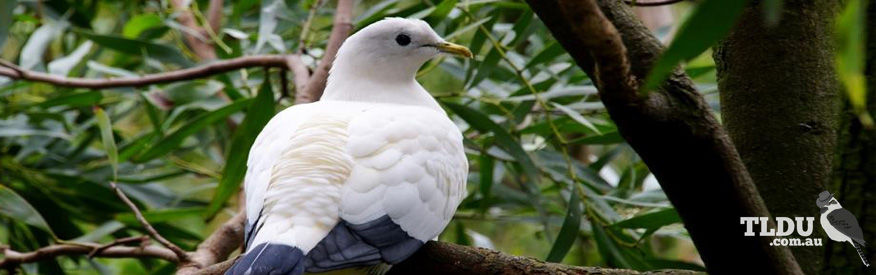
206,78,275,218
611,208,681,230
74,29,192,66
0,185,55,236
546,191,581,263
134,99,253,162
642,0,747,93
95,107,118,181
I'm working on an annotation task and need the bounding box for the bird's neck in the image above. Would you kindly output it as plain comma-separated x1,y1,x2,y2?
320,65,441,111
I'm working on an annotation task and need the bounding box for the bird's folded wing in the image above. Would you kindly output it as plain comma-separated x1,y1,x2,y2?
339,106,468,242
243,103,354,252
827,208,866,244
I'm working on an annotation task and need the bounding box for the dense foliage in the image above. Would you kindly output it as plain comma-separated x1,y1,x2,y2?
7,0,867,274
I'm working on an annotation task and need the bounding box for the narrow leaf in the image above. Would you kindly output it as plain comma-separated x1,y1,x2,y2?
206,79,275,218
135,98,253,162
95,107,119,181
0,185,55,236
546,192,581,262
642,0,747,93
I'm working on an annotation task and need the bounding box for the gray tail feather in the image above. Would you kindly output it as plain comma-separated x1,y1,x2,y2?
226,243,305,275
852,241,870,267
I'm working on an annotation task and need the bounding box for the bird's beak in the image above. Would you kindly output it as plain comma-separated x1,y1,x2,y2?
436,42,473,59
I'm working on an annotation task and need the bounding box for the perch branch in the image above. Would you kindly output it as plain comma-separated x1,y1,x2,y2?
177,212,246,275
109,182,192,264
297,0,354,103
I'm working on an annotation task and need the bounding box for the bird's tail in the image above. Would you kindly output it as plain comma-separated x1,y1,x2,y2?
226,243,306,275
851,241,870,267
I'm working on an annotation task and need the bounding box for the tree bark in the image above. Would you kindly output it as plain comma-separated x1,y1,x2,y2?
713,1,841,273
826,1,876,273
527,0,802,274
389,242,697,275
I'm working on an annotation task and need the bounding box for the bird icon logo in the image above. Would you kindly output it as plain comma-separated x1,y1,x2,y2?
817,191,870,267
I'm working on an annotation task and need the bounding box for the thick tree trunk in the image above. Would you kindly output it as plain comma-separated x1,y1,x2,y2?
713,1,841,273
826,1,876,273
527,0,802,274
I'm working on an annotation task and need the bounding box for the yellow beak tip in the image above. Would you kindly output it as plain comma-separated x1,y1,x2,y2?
437,42,473,59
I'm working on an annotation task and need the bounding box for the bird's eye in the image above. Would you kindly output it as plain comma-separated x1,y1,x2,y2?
395,34,411,46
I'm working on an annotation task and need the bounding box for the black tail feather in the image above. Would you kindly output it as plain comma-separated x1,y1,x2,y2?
852,241,870,267
226,243,305,275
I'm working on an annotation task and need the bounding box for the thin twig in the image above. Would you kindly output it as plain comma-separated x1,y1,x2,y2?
0,55,289,89
623,0,687,7
87,236,150,258
109,182,192,264
0,243,179,269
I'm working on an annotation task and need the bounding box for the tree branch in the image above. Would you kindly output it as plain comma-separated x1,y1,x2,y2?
0,55,290,89
110,182,192,264
177,212,246,275
206,0,224,35
171,0,217,60
297,0,354,103
623,0,687,7
0,244,179,269
390,242,698,275
525,0,802,274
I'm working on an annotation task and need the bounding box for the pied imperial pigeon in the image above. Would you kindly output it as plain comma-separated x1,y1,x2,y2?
227,17,473,275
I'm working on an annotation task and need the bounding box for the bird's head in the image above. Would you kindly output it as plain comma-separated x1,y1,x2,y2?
328,17,472,83
816,191,842,213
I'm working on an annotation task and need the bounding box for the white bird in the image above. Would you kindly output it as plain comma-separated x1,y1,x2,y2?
817,191,870,267
227,18,472,275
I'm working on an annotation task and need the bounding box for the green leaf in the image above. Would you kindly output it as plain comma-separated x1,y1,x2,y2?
0,0,15,48
525,41,565,69
38,90,103,108
0,185,55,237
641,0,747,93
835,0,872,126
48,41,93,76
568,131,623,145
73,28,192,66
426,0,458,26
72,221,125,242
95,107,119,181
611,208,681,229
123,14,164,38
546,191,581,263
551,102,600,134
115,207,205,225
20,20,69,70
443,102,541,195
162,80,225,105
206,79,275,218
134,98,253,162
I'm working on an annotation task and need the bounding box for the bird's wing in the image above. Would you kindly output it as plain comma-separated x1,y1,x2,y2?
827,208,866,245
339,105,468,242
242,102,354,252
